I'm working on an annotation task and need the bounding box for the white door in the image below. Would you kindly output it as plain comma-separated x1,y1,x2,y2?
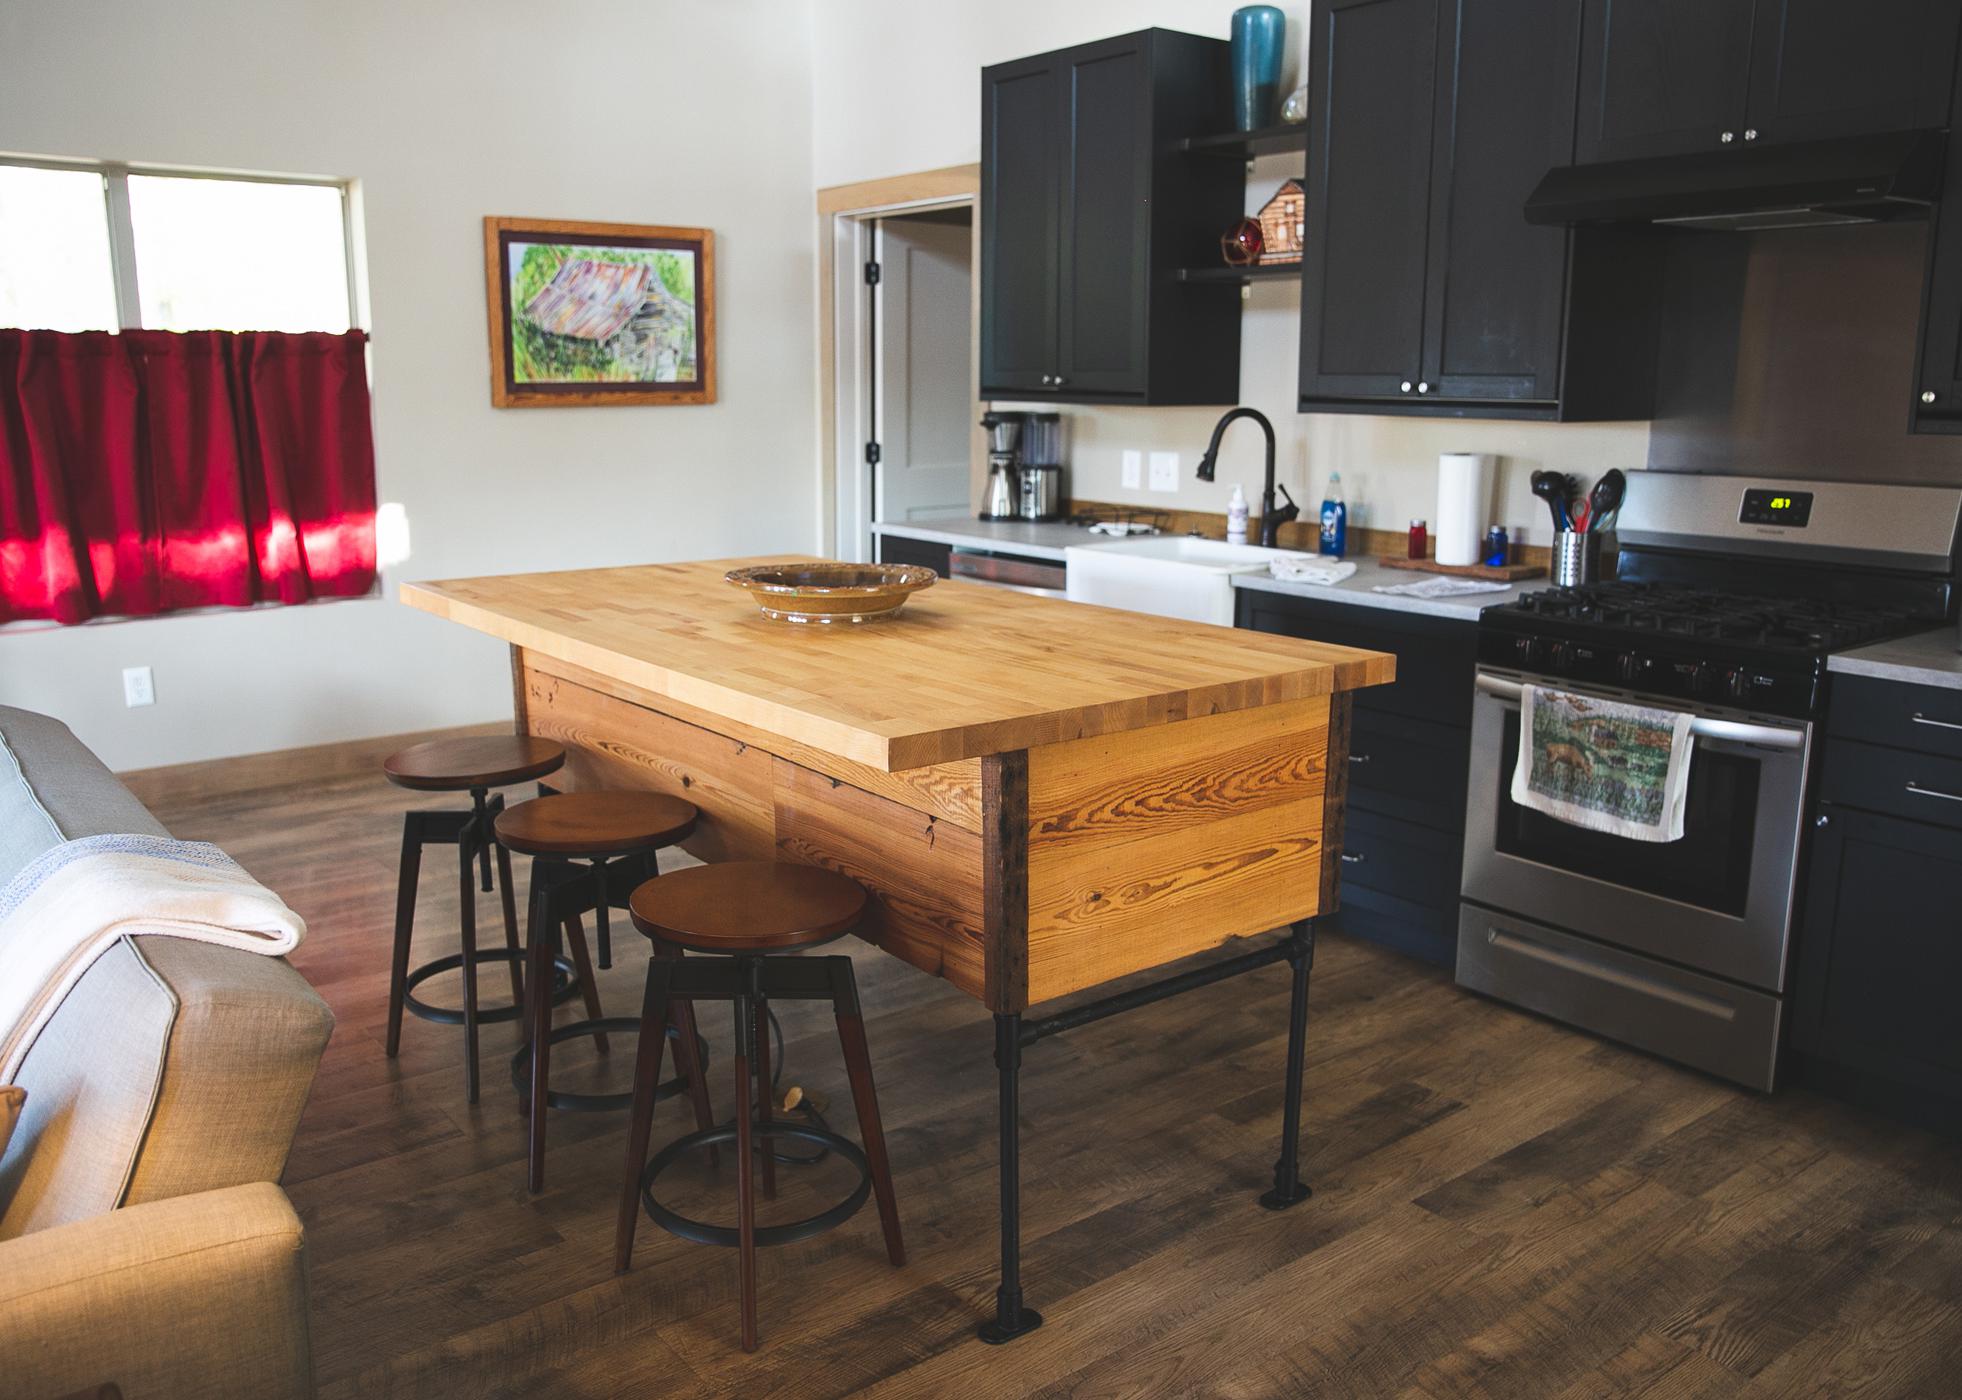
874,214,971,524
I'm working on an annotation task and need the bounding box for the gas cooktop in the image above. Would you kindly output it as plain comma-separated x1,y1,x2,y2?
1491,581,1915,653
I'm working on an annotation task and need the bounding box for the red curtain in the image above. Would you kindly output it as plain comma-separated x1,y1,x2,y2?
0,329,377,625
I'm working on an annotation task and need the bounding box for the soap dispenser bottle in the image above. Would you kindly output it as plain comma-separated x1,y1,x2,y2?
1226,484,1249,544
1319,471,1348,558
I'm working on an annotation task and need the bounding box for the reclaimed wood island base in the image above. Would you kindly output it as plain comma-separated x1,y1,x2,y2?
403,558,1394,1341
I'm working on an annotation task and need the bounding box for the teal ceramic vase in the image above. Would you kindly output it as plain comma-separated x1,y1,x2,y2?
1231,5,1286,131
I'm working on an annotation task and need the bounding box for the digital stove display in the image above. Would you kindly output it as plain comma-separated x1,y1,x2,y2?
1739,488,1814,527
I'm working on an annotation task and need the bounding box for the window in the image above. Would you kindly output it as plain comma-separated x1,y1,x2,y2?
0,158,355,333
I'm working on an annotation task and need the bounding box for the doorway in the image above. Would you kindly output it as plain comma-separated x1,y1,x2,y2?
817,166,980,563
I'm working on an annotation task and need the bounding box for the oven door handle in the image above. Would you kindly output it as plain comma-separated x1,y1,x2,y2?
1473,674,1806,750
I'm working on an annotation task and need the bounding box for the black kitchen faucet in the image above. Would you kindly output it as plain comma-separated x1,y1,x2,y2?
1195,407,1299,548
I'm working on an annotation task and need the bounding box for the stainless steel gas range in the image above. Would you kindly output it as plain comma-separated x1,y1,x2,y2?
1457,474,1962,1090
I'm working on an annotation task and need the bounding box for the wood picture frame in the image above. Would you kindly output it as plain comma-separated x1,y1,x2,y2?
483,216,716,407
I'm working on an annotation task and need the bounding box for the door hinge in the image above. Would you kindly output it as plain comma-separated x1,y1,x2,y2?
864,441,882,465
864,260,882,286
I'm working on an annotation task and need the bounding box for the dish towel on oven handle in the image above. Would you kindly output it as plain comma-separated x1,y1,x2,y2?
1509,685,1695,843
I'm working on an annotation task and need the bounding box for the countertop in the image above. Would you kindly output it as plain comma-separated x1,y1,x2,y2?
1828,626,1962,691
402,558,1395,771
873,519,1545,622
870,518,1097,562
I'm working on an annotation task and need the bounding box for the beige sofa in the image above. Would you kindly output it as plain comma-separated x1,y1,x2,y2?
0,706,335,1400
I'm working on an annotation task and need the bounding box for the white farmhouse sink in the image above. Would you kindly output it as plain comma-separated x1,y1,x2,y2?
1064,536,1307,626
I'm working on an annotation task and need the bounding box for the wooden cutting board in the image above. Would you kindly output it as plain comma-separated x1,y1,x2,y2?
1377,556,1547,582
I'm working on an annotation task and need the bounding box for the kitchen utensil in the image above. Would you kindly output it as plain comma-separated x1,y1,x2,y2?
1587,469,1627,532
1531,472,1571,533
724,562,936,624
1553,529,1602,586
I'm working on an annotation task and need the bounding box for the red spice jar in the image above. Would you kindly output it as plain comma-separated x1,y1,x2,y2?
1408,519,1428,560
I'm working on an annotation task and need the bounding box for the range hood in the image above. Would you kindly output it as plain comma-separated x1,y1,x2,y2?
1525,129,1947,231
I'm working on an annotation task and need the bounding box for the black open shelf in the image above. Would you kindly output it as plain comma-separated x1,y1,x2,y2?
1177,123,1306,159
1176,262,1301,285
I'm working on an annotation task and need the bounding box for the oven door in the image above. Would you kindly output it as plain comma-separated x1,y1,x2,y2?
948,548,1067,596
1462,668,1812,992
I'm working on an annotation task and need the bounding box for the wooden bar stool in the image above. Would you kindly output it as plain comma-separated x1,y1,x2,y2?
614,861,906,1352
383,735,577,1103
495,790,715,1193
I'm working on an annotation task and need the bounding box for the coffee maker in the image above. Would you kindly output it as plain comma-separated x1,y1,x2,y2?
980,412,1022,521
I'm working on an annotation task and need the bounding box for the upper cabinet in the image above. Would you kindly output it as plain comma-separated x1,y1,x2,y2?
980,30,1244,406
1577,0,1960,163
1298,0,1660,420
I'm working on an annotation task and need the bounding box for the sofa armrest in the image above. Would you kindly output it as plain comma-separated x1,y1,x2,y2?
0,1182,314,1400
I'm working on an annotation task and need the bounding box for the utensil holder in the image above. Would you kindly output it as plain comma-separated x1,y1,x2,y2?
1553,530,1601,587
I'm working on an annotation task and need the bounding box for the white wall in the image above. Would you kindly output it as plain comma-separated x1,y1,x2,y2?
811,0,1649,544
0,0,818,771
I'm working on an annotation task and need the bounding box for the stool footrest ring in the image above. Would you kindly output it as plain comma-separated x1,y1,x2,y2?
510,1021,710,1113
403,950,575,1026
640,1122,870,1249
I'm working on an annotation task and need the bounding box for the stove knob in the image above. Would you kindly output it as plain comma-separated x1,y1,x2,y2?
1726,668,1753,701
1548,640,1575,670
1687,661,1718,695
1514,635,1545,667
1615,651,1644,683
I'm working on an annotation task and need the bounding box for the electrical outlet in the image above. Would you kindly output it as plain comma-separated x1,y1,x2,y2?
1148,451,1180,493
122,666,155,708
1121,449,1142,490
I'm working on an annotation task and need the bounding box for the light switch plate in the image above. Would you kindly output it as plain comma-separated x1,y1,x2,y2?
1148,451,1179,493
1121,449,1142,490
123,666,155,708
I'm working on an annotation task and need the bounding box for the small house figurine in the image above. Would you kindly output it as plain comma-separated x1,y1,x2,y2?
1255,179,1305,265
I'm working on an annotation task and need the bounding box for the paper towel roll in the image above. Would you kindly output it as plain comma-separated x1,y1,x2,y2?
1435,453,1496,566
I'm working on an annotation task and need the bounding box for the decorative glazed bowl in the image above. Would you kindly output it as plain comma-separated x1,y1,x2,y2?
724,562,937,624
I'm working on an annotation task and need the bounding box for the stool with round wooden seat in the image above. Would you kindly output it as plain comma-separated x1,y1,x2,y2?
614,860,905,1352
382,734,578,1104
494,789,714,1194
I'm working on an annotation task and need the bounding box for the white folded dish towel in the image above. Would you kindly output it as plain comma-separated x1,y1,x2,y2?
1268,555,1357,586
1372,577,1514,599
1510,686,1695,842
0,834,306,1081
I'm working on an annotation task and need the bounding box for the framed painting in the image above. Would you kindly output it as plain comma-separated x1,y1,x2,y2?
483,217,716,407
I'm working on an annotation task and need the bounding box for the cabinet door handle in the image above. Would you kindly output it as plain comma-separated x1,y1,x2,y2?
1339,852,1366,864
1400,380,1413,393
1911,711,1962,732
1347,752,1371,765
1416,381,1430,394
1906,781,1962,805
1743,128,1758,141
1924,390,1940,405
1053,375,1068,387
1720,130,1736,143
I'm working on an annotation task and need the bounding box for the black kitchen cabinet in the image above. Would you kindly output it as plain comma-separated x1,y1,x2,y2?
1297,0,1659,420
1574,0,1754,163
1577,0,1959,164
1911,34,1962,433
1791,673,1962,1136
980,30,1243,406
1237,588,1479,966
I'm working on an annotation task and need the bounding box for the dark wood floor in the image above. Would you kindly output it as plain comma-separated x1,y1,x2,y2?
154,772,1962,1399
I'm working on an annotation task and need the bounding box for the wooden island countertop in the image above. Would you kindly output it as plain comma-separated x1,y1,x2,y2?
405,556,1397,1341
401,558,1393,773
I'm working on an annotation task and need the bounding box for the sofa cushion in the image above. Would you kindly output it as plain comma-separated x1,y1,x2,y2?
0,939,176,1241
0,707,168,888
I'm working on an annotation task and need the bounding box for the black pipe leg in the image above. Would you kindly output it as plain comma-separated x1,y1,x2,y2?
1259,919,1315,1211
471,787,494,893
978,1011,1042,1344
593,855,612,970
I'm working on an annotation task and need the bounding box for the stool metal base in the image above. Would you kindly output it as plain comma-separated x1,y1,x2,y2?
403,949,575,1026
511,1019,710,1113
639,1120,870,1249
978,1308,1046,1345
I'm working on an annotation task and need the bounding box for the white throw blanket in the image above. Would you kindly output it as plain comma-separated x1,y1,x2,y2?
0,834,305,1081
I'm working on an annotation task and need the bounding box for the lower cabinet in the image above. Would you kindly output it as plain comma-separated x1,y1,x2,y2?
1236,588,1477,966
1791,681,1962,1135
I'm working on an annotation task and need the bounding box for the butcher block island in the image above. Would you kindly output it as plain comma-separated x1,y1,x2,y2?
402,556,1394,1342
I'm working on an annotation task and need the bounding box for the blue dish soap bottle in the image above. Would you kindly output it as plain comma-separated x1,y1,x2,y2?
1318,470,1348,558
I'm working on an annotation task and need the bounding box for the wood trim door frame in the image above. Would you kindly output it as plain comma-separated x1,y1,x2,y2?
815,165,982,562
